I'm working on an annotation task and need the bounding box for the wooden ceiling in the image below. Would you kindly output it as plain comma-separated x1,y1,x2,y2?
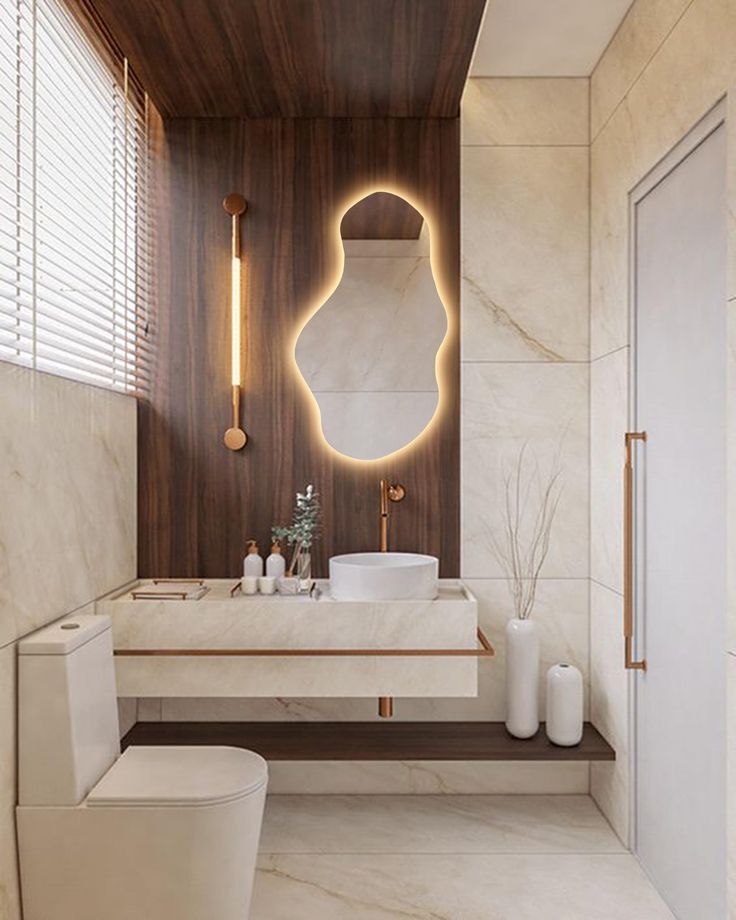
89,0,486,118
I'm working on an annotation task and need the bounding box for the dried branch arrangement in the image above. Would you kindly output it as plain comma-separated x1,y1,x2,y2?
492,444,563,620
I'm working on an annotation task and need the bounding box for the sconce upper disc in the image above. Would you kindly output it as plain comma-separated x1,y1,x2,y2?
223,193,247,216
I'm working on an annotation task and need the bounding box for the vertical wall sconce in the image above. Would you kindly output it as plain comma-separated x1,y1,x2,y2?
223,193,248,450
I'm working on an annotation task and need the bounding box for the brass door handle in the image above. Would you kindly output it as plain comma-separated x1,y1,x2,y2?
623,432,647,671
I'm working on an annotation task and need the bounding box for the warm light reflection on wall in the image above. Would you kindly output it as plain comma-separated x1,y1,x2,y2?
291,184,454,466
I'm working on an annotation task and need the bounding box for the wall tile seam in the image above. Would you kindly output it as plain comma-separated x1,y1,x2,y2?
0,577,137,651
590,0,698,146
591,344,628,364
591,577,624,599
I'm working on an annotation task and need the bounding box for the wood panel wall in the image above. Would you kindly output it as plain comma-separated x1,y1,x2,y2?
139,117,460,578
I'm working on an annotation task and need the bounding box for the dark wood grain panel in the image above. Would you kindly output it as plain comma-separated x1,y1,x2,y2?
340,191,423,240
121,722,615,761
138,117,460,579
88,0,486,117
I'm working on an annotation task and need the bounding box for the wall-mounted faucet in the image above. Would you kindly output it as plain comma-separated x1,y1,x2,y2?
379,479,406,552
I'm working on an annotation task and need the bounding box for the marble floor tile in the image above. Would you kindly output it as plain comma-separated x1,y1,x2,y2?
260,795,624,856
252,853,674,920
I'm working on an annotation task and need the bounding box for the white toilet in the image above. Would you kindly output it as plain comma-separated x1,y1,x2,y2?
16,614,268,920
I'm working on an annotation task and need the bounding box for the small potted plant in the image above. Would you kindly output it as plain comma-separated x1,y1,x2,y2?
492,445,562,739
272,483,322,593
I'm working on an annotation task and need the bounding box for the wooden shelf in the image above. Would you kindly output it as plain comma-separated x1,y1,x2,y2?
121,721,614,762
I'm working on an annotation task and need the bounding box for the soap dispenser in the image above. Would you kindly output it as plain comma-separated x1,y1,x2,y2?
266,539,286,579
243,540,264,578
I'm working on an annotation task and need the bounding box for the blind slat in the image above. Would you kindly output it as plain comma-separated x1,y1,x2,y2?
0,0,150,393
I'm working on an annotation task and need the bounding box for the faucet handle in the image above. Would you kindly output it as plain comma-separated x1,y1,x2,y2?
387,483,406,503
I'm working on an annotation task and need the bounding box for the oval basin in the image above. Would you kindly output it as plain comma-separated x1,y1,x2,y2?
329,552,439,601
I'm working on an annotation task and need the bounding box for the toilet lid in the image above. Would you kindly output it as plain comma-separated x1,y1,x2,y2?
87,746,268,808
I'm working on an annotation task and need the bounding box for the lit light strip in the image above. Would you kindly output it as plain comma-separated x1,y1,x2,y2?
231,256,241,386
223,193,248,451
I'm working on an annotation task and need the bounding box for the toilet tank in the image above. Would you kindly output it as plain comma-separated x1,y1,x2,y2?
18,614,121,806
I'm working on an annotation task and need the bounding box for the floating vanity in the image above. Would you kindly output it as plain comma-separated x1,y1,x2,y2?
97,579,485,700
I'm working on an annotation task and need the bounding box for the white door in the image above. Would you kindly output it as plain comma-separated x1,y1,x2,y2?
632,108,727,919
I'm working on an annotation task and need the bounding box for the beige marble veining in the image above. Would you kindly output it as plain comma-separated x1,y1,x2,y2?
461,78,589,147
589,581,629,845
252,853,674,920
157,578,587,723
590,0,736,359
461,362,589,579
0,643,21,920
590,348,628,594
0,363,136,647
260,794,623,855
461,145,589,363
101,580,479,698
590,0,694,139
265,761,589,795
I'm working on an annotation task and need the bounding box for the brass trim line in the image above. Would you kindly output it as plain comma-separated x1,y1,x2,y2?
113,626,496,658
624,431,647,671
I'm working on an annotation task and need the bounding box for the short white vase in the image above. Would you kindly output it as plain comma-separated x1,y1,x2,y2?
545,663,584,746
505,617,540,739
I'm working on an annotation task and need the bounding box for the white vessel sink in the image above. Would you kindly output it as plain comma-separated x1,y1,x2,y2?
329,552,439,601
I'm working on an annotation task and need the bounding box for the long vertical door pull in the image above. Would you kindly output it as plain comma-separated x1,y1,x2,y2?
623,431,647,670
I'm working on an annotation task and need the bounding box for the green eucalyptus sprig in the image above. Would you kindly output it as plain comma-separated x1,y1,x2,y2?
272,483,322,576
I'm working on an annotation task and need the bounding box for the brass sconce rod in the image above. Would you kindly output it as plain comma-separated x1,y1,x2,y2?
223,192,248,451
623,431,647,671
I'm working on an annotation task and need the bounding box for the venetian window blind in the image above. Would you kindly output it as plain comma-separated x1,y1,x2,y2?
0,0,151,391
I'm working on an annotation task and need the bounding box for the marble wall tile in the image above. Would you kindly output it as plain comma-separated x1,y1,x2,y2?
461,78,589,147
590,580,629,845
266,761,589,795
461,362,589,579
0,643,21,920
590,348,628,593
260,794,624,855
729,653,736,917
590,0,693,139
462,146,589,362
252,853,675,920
590,0,736,359
0,363,137,646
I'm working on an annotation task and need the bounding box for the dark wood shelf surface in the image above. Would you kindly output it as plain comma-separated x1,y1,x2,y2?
121,721,614,762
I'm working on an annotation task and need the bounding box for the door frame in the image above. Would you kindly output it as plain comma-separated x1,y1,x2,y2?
626,96,727,851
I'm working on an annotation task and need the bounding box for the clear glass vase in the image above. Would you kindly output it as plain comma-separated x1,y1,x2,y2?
295,550,312,592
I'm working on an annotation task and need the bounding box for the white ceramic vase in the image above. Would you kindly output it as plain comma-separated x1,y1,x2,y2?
545,663,584,746
505,617,540,739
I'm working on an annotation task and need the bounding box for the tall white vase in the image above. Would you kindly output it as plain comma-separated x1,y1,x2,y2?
545,663,584,746
505,618,540,739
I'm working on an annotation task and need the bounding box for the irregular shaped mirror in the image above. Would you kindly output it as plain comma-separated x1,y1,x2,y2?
295,191,447,461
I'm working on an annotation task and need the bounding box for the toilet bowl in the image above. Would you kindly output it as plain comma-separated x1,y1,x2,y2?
16,615,268,920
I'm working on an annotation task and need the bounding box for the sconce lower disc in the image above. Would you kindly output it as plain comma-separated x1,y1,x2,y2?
224,427,248,450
